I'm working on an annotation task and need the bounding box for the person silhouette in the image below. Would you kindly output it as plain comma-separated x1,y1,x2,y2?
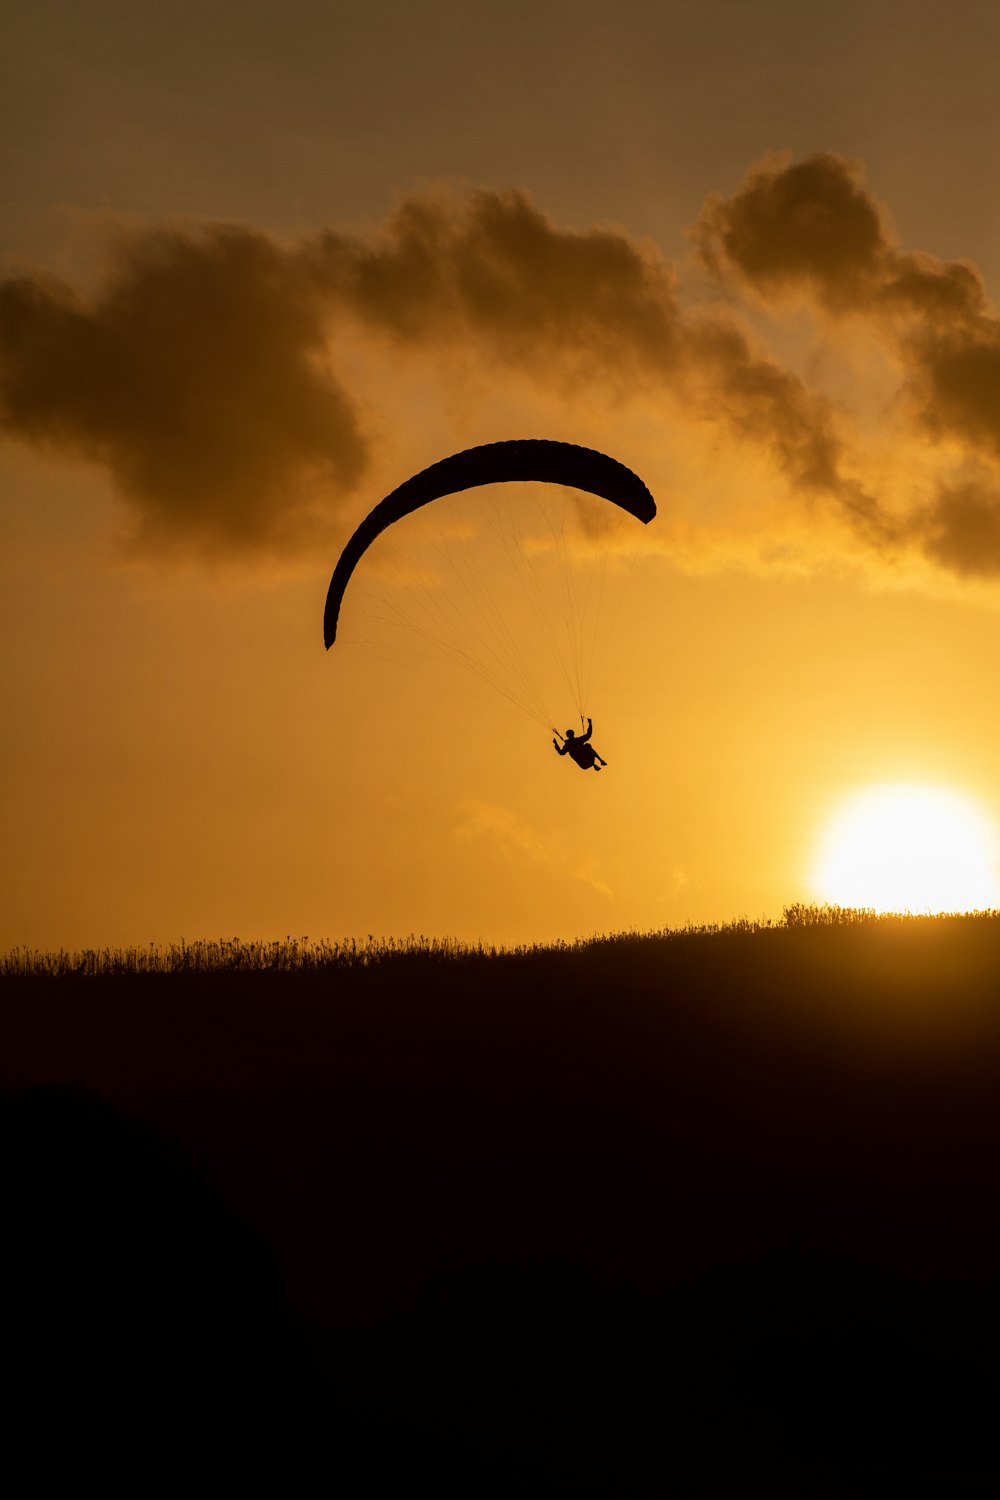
553,719,607,771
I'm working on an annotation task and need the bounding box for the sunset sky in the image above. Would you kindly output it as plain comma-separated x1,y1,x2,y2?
4,0,1000,951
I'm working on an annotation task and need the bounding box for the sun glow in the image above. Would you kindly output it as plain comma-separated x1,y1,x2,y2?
812,785,1000,914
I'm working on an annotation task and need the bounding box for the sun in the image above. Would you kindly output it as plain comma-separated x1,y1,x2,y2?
812,784,1000,914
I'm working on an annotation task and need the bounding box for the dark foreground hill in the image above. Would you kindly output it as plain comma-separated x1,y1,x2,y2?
3,911,1000,1496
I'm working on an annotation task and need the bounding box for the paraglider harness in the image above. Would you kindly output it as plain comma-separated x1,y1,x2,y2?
553,716,607,772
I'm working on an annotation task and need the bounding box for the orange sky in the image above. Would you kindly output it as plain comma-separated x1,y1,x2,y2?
4,0,1000,950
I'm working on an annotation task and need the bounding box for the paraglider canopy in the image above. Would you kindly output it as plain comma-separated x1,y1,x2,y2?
323,439,655,648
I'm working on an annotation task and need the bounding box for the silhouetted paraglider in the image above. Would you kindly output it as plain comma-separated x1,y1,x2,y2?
323,439,655,648
324,439,655,745
554,718,607,771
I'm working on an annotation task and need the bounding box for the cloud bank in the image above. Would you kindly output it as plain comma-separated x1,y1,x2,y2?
693,151,1000,576
0,230,367,553
1,160,997,580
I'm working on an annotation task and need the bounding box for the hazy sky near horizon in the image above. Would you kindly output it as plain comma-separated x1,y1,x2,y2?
4,0,1000,950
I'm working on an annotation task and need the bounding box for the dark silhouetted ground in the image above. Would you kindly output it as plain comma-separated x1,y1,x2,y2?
3,911,1000,1495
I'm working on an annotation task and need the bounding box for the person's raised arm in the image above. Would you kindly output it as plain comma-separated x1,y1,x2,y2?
553,737,567,755
580,718,593,743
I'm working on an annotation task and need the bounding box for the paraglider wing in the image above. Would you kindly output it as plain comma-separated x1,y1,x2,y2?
323,439,656,648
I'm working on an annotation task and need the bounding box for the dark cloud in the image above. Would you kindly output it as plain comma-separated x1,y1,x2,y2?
3,189,843,559
0,228,368,553
5,176,986,573
0,194,685,556
695,150,1000,468
882,252,987,328
694,152,888,312
909,327,1000,459
909,323,1000,573
685,317,889,543
315,189,886,533
918,475,1000,578
693,151,1000,570
312,188,683,381
692,151,991,329
325,188,884,536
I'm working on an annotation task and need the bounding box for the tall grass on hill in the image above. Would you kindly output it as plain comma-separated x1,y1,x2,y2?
6,903,1000,978
5,903,1000,1491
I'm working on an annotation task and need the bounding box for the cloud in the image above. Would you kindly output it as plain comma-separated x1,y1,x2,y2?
693,150,1000,569
0,193,685,555
311,188,683,383
909,327,1000,460
317,189,879,533
2,166,997,581
692,150,989,327
2,188,869,560
455,799,612,898
0,228,368,554
1,190,863,558
694,152,889,313
337,190,892,543
681,316,889,543
916,473,1000,578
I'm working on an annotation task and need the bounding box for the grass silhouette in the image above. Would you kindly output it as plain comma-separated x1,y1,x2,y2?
7,901,999,976
4,907,1000,1494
